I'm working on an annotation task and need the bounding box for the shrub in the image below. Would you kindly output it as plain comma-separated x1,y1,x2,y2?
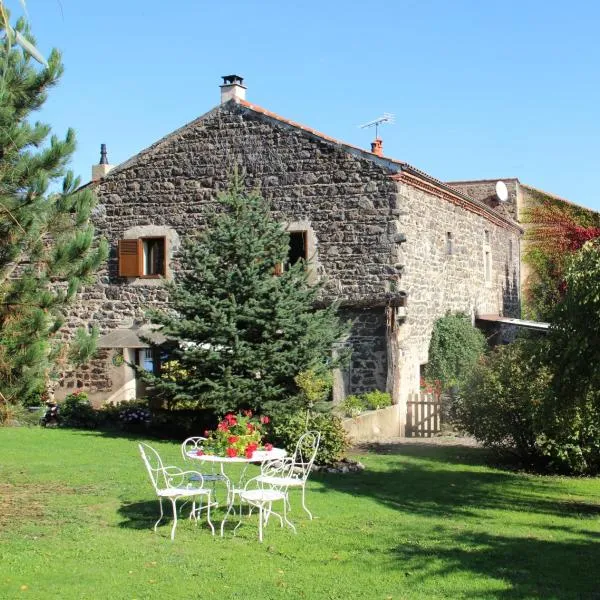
0,403,44,427
270,412,350,465
59,391,98,429
452,339,549,463
362,390,392,411
424,313,487,390
339,391,392,417
340,395,363,417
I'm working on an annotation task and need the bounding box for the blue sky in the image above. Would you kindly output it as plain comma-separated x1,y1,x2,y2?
13,0,600,210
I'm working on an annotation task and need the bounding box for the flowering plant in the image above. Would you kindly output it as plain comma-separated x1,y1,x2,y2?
198,411,272,459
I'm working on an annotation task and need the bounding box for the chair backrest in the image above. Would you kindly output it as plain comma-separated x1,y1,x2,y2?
181,436,207,462
291,430,321,480
139,442,169,493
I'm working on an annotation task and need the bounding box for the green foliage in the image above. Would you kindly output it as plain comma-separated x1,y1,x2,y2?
270,411,350,465
340,395,364,417
339,390,392,417
0,15,107,406
142,177,348,415
547,239,600,403
452,340,551,461
59,390,98,429
0,402,43,426
424,313,487,390
294,368,334,413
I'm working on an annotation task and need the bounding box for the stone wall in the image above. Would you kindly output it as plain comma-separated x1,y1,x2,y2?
61,101,521,410
62,103,404,400
447,179,520,222
393,179,521,405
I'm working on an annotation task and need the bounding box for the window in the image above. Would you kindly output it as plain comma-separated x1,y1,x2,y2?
508,239,513,262
118,237,166,277
137,348,155,372
275,231,308,274
446,232,453,255
483,230,492,284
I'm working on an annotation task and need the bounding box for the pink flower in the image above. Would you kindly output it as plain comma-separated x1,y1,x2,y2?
243,409,253,417
204,430,210,437
246,423,254,432
226,447,238,458
196,449,204,456
260,416,270,424
264,443,273,451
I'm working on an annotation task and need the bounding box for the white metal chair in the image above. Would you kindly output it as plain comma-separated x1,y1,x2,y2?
138,442,215,540
255,430,321,519
224,458,297,542
181,436,227,499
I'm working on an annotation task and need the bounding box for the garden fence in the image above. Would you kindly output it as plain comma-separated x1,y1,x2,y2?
406,391,442,437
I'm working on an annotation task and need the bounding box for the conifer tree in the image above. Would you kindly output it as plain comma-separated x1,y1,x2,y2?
0,16,108,405
144,179,348,416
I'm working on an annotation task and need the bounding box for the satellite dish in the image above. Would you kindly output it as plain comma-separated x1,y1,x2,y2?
495,180,509,202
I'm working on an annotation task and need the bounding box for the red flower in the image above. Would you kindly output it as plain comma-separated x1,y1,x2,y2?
247,442,258,452
228,436,239,444
260,416,270,424
195,449,204,456
243,409,253,417
225,413,237,425
264,443,273,451
226,447,238,458
246,423,254,432
245,448,255,459
217,422,228,432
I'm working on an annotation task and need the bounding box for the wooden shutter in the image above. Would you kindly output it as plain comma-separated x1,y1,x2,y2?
118,239,142,277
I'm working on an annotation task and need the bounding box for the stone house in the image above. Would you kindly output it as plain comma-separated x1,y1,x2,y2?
63,76,521,434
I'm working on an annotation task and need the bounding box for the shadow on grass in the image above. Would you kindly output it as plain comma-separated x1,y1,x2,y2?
316,443,600,598
392,529,600,599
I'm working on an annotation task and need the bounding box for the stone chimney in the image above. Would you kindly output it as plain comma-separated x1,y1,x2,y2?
91,144,114,181
371,138,383,157
220,74,246,104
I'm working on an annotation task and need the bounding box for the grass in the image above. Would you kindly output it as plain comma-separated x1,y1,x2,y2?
1,429,600,599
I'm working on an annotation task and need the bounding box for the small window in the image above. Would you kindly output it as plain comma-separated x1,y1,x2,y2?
275,231,307,274
484,230,490,244
142,238,165,276
118,237,166,277
138,348,155,372
446,232,453,255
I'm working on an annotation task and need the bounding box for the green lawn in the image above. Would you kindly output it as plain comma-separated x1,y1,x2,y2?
1,429,600,599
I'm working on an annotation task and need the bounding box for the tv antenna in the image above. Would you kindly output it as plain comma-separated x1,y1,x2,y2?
359,113,395,138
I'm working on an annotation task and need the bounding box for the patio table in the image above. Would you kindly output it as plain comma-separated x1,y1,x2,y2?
187,448,287,535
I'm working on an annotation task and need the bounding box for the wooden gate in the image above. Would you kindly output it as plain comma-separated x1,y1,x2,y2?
406,392,442,437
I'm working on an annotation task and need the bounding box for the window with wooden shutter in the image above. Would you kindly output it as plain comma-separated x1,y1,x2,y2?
118,239,142,277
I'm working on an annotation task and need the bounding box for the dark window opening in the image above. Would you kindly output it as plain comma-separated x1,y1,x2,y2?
142,237,165,276
288,231,307,266
446,232,453,255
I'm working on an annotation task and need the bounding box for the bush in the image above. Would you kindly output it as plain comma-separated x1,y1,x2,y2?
59,391,98,429
424,313,487,390
270,412,350,465
0,403,44,427
362,390,392,411
340,395,363,417
339,391,392,417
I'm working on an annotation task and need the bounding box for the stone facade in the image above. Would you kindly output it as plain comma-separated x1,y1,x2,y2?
61,94,521,432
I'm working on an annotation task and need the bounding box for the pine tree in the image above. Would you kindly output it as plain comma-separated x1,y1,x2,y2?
143,178,348,416
0,16,108,406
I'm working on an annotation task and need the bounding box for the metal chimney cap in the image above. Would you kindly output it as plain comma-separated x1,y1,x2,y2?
99,143,109,165
221,74,245,86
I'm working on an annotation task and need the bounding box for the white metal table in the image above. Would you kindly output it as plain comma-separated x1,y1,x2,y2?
187,448,287,535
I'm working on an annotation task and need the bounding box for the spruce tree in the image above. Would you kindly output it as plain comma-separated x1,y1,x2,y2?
0,16,108,406
144,179,348,416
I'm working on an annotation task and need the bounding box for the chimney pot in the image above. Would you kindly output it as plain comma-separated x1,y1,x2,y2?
92,143,114,181
371,138,383,157
220,74,247,104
